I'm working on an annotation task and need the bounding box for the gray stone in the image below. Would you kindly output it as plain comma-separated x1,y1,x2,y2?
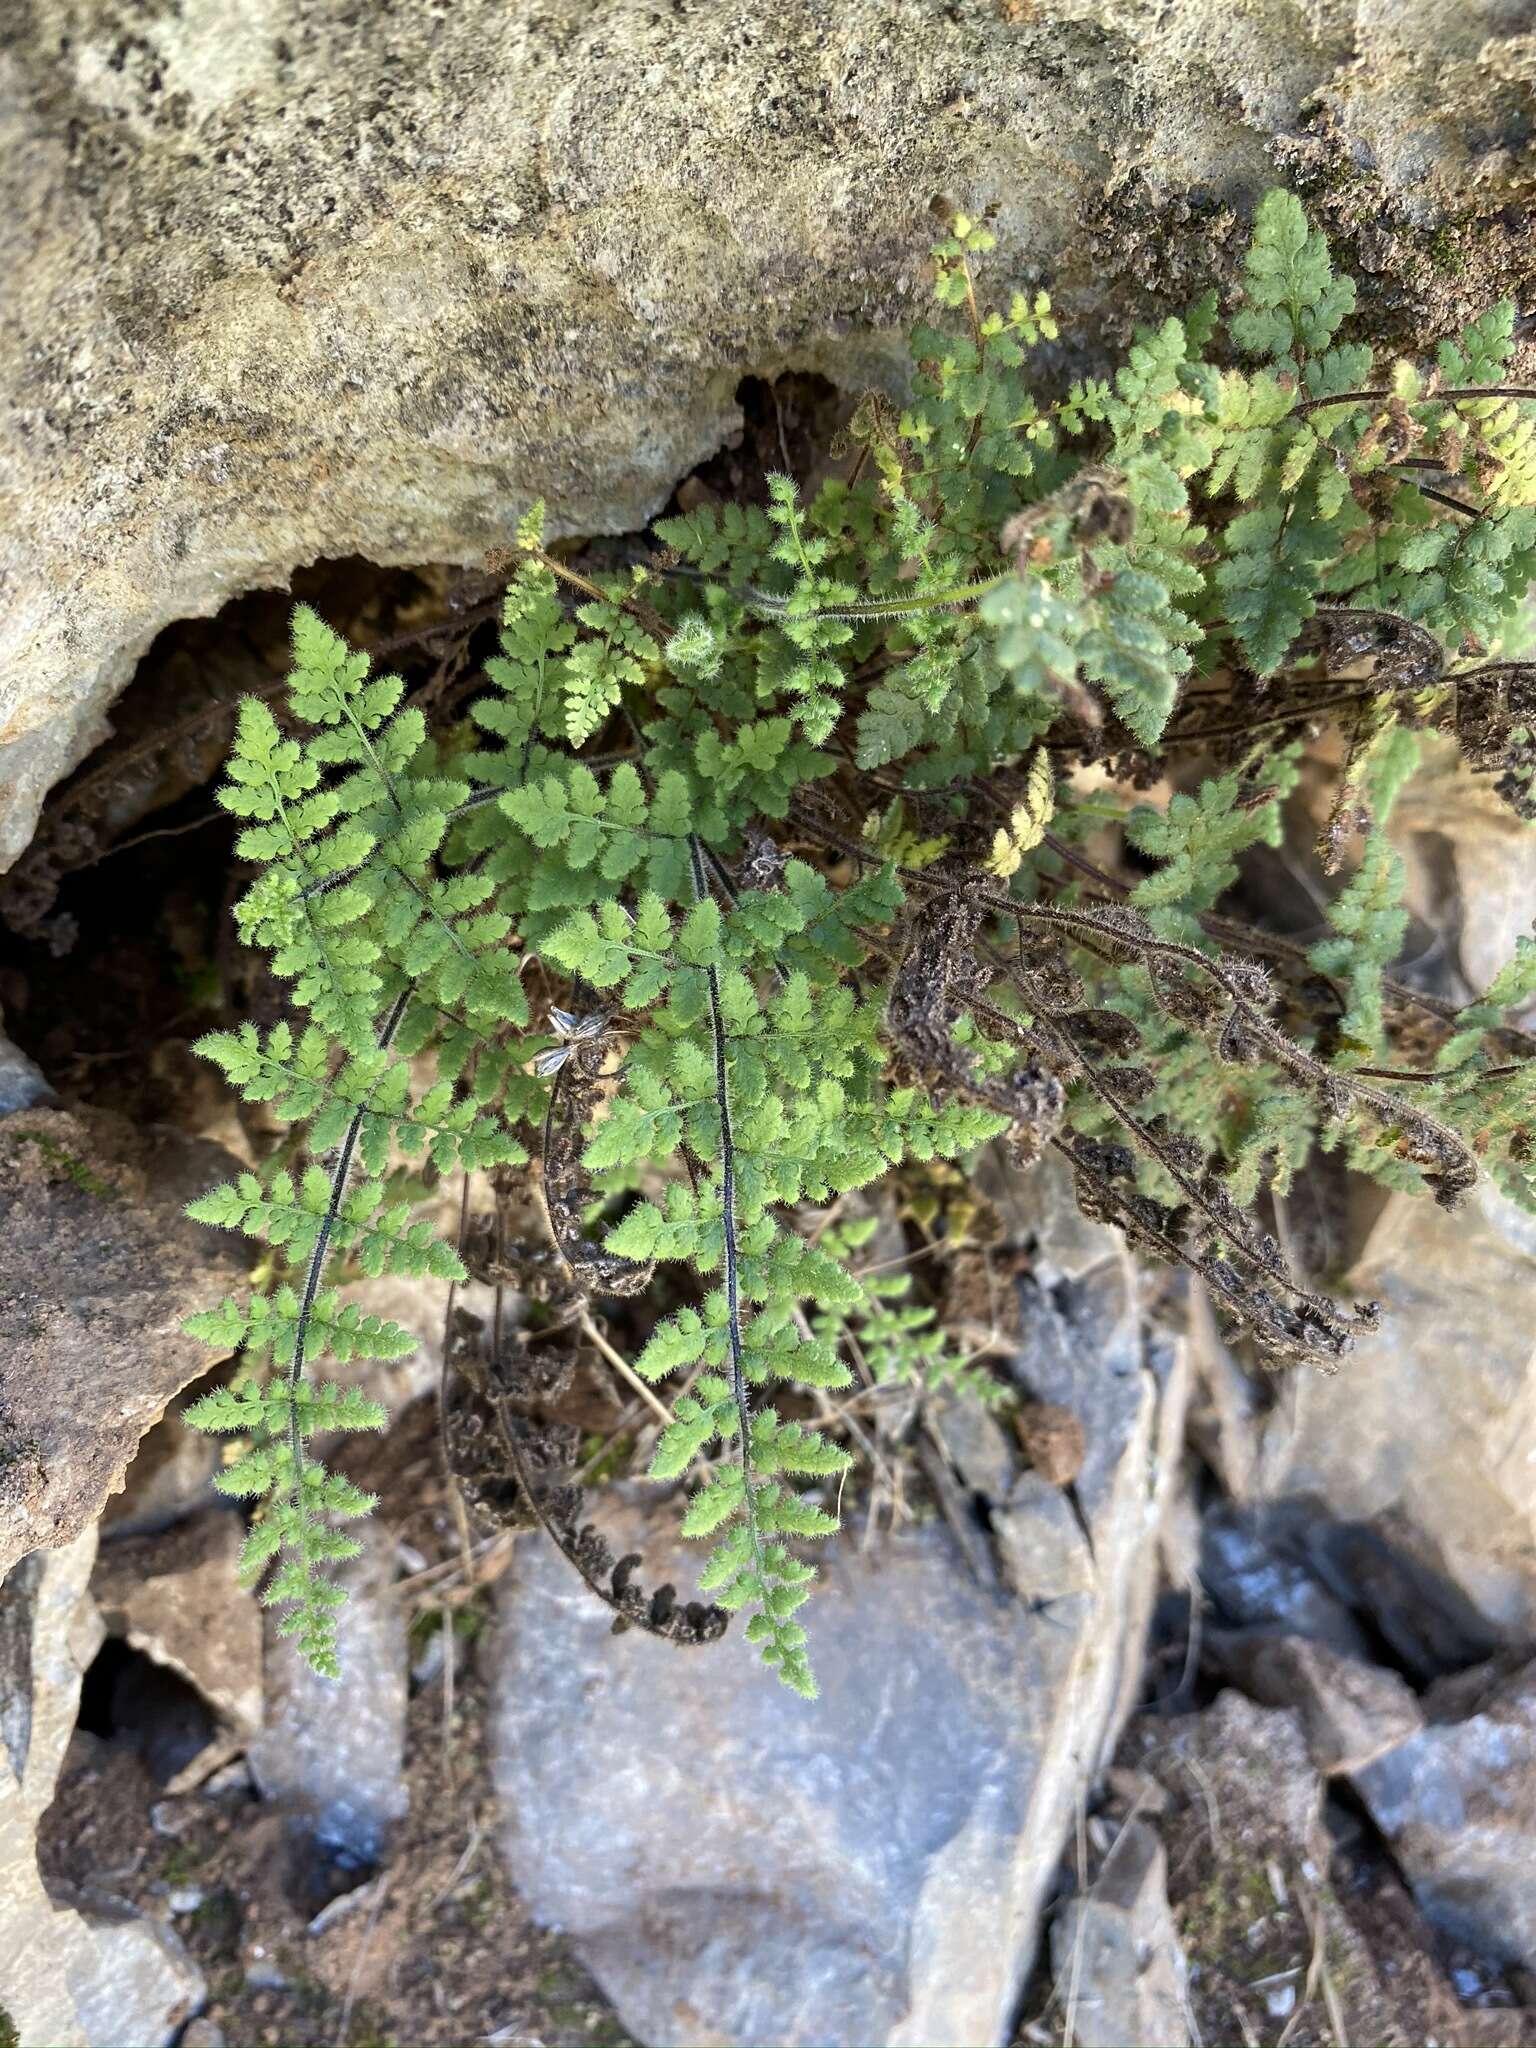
248,1523,407,1873
1205,1632,1423,1777
1003,1246,1147,1533
1354,1654,1536,1974
1049,1819,1190,2048
63,1908,207,2048
0,1024,53,1117
0,1107,246,1582
973,1148,1126,1286
925,1387,1017,1503
4,3,1535,866
0,1530,103,1829
1393,756,1536,1003
0,1531,206,2048
491,1318,1186,2048
1256,1181,1536,1648
1197,1504,1378,1663
1123,1688,1496,2047
1242,753,1536,1683
1131,1688,1327,1869
1183,1284,1261,1506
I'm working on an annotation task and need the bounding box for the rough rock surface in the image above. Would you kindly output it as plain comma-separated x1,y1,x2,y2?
1048,1819,1190,2048
1198,1495,1508,1685
98,1390,223,1542
0,1105,245,1581
1205,1632,1424,1778
1257,1180,1536,1648
0,1025,53,1116
0,1530,206,2048
1,1530,104,1832
4,0,1535,864
490,1258,1185,2048
1395,757,1536,1003
1118,1689,1512,2047
1354,1655,1536,1974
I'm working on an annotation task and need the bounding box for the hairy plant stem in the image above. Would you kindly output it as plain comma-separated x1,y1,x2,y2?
286,987,411,1535
742,573,1008,625
688,834,772,1609
1295,382,1536,417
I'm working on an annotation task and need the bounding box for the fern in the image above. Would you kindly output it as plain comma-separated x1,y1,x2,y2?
1231,189,1356,369
185,190,1536,1691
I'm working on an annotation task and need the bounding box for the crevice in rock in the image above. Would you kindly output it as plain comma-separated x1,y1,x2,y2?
76,1637,219,1789
0,368,848,1136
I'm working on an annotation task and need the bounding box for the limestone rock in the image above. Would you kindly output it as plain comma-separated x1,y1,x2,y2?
1120,1690,1492,2047
974,1148,1127,1286
1,1530,104,1829
1205,1632,1423,1777
1393,755,1536,1004
925,1387,1018,1502
0,1531,206,2048
1256,1181,1536,1648
1198,1497,1503,1683
92,1509,263,1771
0,1024,53,1116
1354,1654,1536,1974
4,2,1535,865
58,1908,208,2048
99,1392,223,1542
1049,1819,1190,2048
0,1106,246,1581
490,1311,1186,2048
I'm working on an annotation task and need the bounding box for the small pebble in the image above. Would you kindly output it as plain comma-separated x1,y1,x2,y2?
411,1625,449,1689
201,1759,254,1800
167,1886,206,1915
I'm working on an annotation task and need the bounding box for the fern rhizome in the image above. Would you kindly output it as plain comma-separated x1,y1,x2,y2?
183,193,1536,1695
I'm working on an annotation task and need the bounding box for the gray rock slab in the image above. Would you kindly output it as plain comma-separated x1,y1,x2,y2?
491,1324,1186,2048
93,1508,263,1752
1206,1632,1423,1778
1354,1654,1536,1974
0,1530,205,2048
1049,1819,1190,2048
1257,1182,1536,1647
0,1026,53,1117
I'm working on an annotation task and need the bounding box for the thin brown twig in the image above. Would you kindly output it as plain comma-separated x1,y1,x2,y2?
578,1311,676,1427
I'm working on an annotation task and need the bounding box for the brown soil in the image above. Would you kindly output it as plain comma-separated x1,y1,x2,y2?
1111,1701,1536,2048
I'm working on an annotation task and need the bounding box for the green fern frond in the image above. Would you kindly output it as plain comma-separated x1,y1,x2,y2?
182,186,1536,1687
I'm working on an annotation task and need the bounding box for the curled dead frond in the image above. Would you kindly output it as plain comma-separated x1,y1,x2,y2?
445,1308,728,1646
